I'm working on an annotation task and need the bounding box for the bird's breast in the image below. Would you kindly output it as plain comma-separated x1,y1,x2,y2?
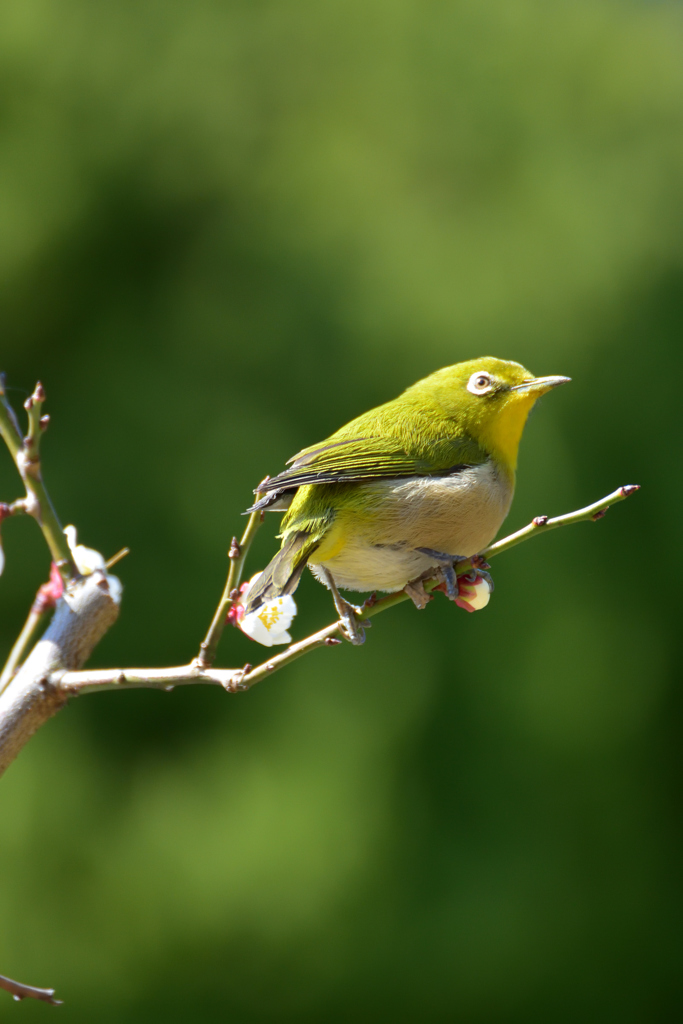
310,460,513,593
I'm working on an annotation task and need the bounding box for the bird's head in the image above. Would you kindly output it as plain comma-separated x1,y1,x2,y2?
408,357,570,474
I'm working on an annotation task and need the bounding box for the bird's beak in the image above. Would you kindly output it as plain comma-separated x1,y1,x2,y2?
510,375,571,394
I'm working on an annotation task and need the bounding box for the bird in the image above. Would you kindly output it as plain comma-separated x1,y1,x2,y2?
242,357,569,643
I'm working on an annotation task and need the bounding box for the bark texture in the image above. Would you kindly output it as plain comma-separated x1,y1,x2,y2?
0,572,120,777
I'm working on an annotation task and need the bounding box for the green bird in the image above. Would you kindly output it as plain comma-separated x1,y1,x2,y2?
243,357,569,643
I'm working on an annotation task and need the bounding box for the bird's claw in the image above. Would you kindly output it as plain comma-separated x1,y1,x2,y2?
320,567,368,645
338,602,367,645
413,547,495,603
416,547,462,601
440,564,459,601
404,578,432,609
474,568,494,592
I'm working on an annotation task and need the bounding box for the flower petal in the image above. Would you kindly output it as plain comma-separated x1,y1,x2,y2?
239,594,297,646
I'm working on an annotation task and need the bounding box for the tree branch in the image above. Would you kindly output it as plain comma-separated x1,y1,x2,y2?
0,371,641,771
0,606,48,695
60,663,239,695
57,484,640,701
0,370,641,1006
479,483,640,560
195,506,263,668
0,376,77,579
0,972,62,1006
0,571,121,777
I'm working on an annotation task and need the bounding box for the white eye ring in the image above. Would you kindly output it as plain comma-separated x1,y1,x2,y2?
467,372,494,396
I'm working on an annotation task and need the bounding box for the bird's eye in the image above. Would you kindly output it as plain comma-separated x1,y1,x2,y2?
467,372,494,395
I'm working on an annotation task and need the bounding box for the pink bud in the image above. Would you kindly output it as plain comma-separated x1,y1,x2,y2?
226,580,251,627
32,562,65,613
454,572,492,613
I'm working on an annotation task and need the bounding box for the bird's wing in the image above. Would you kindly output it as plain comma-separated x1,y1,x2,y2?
254,434,487,493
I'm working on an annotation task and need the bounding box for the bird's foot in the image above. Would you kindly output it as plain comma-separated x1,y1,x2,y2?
320,567,368,645
403,577,432,609
415,547,463,601
473,568,494,592
427,561,495,611
337,600,367,646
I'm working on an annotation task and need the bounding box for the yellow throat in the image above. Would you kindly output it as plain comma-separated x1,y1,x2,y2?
476,390,539,475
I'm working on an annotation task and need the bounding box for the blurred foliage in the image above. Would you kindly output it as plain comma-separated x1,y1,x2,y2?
0,0,681,1020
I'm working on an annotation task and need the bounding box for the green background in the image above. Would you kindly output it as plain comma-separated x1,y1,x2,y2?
0,1,681,1020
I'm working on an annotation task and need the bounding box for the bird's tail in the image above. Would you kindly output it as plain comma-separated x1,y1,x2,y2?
243,530,320,614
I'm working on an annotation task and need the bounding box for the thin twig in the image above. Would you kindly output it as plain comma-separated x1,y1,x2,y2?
58,484,640,697
105,547,130,570
0,608,47,695
196,507,263,667
60,663,239,695
0,377,76,578
480,483,640,561
235,622,344,690
0,497,31,519
0,564,66,695
0,971,62,1005
0,376,23,461
61,624,345,695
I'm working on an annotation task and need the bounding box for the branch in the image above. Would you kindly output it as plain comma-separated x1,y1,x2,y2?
195,505,263,667
60,663,239,695
0,971,62,1005
0,571,121,777
0,564,66,694
0,479,639,777
0,377,77,579
0,606,48,695
479,483,640,560
0,370,642,1006
60,622,345,696
58,484,640,700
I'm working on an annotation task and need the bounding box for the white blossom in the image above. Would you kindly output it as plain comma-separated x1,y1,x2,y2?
233,573,297,646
